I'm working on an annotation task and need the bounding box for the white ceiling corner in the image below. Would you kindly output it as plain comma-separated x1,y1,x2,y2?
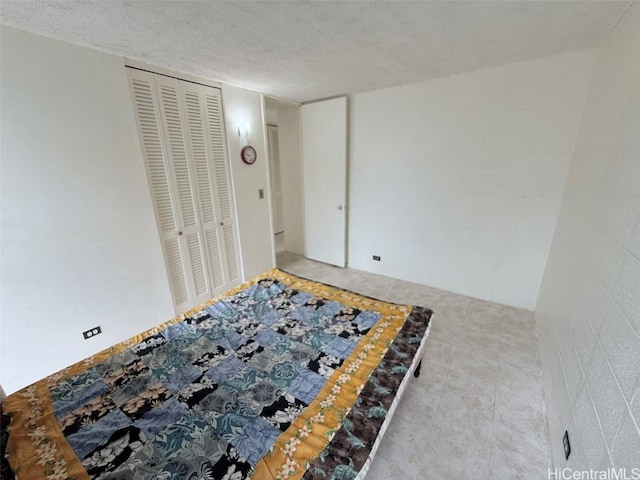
0,0,633,103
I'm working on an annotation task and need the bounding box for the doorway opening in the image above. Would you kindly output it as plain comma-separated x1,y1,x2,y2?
264,97,305,268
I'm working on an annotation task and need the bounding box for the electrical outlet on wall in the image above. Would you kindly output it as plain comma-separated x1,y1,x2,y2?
563,430,571,460
83,326,102,339
373,255,381,261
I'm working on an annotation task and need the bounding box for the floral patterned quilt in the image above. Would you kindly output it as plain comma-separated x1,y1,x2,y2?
4,269,432,480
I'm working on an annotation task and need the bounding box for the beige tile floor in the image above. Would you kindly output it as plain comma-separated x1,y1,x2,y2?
275,235,549,480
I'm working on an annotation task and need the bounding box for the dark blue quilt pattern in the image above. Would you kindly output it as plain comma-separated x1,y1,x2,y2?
49,278,382,479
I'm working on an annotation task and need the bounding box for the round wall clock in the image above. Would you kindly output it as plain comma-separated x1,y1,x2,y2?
241,145,257,165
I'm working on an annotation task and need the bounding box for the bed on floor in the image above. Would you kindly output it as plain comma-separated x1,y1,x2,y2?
3,269,432,480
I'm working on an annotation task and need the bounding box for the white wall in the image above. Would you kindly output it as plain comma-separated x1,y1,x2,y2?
536,3,640,471
0,27,174,393
264,100,279,125
223,85,275,278
0,28,276,393
278,104,305,255
348,50,595,309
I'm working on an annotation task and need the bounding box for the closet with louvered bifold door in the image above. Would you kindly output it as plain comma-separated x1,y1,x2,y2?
126,68,240,314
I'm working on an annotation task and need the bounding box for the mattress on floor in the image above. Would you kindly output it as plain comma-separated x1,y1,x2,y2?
4,268,432,480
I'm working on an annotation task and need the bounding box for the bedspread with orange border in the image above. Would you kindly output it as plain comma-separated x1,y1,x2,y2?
4,269,432,480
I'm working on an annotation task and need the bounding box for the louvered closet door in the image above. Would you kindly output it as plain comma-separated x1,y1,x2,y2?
127,68,240,314
198,84,240,286
180,81,240,291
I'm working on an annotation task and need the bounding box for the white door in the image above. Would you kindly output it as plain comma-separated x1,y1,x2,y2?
301,97,347,267
127,68,240,314
267,125,284,234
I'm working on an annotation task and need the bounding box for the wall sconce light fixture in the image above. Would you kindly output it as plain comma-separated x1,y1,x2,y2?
237,122,251,139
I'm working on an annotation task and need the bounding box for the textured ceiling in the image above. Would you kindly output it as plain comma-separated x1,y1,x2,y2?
0,1,632,103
